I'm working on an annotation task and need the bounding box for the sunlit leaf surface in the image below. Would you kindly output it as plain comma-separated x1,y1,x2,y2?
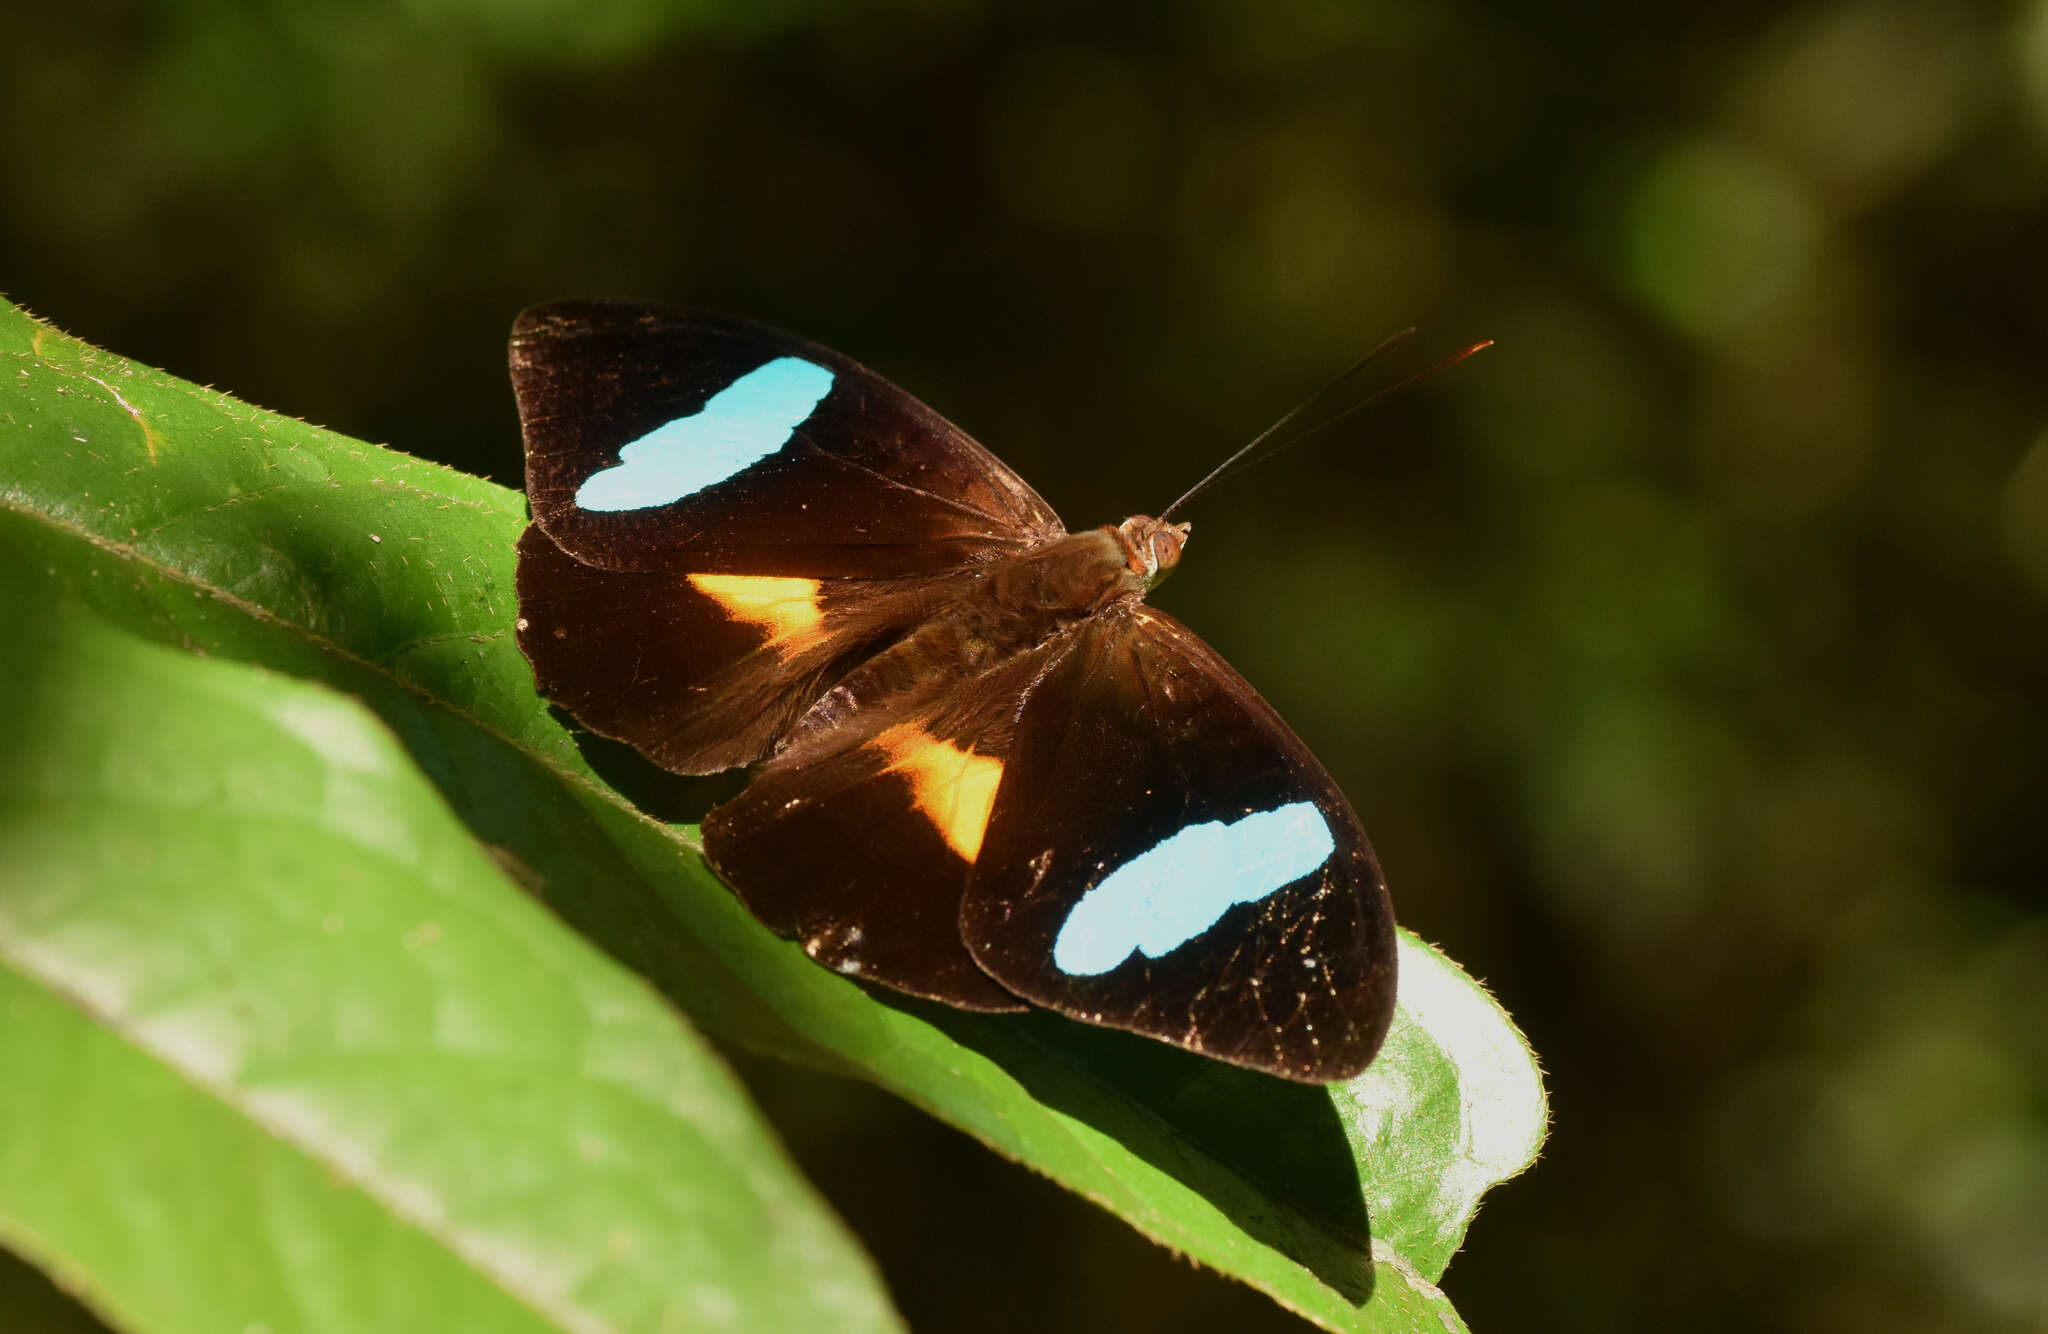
0,527,901,1333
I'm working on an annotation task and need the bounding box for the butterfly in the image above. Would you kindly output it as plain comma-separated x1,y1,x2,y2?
511,301,1399,1083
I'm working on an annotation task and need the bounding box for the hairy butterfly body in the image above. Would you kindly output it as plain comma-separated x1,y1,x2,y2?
511,301,1397,1082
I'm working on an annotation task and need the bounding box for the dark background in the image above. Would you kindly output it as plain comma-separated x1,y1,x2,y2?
6,2,2046,1330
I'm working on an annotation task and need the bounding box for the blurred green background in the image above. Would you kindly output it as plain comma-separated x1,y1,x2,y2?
5,1,2045,1330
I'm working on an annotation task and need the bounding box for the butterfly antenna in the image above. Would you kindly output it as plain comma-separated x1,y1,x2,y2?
1159,329,1412,522
1158,333,1494,521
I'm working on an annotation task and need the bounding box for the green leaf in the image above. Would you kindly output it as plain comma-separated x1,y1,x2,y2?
0,298,1545,1331
0,544,901,1331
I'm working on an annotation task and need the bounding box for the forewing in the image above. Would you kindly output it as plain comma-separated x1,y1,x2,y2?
512,301,1063,579
960,607,1397,1082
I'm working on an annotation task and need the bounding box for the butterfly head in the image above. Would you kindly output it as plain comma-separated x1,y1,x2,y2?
1114,515,1191,590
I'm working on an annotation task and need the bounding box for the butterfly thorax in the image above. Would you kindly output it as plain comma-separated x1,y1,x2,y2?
908,518,1192,670
959,517,1190,653
778,523,1184,759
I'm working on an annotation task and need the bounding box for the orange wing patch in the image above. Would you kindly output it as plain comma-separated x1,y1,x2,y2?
686,574,826,657
874,722,1005,862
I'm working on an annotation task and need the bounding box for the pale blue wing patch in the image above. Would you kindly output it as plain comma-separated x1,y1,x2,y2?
1052,801,1336,976
575,356,835,512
